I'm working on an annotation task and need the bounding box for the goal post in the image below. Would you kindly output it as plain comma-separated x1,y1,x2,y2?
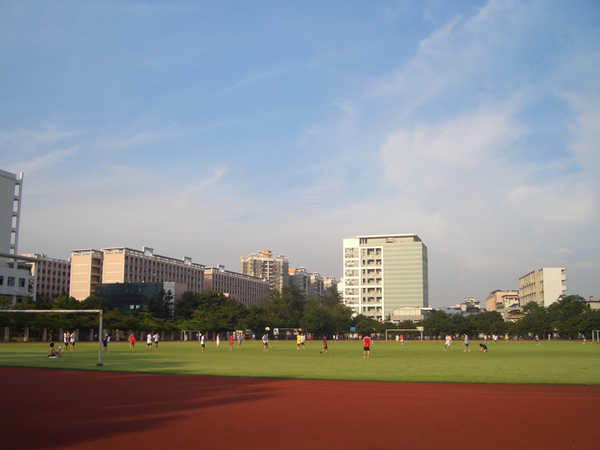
0,309,104,366
592,330,600,344
385,328,424,341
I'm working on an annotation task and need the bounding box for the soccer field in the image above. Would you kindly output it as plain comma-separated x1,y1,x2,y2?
1,339,599,385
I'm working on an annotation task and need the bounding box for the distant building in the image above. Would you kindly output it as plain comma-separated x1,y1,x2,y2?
0,170,34,304
21,254,71,300
203,265,269,307
240,250,289,292
289,267,311,295
70,247,204,301
309,272,324,296
519,268,567,307
485,290,520,321
323,277,339,293
391,306,433,323
95,281,185,312
439,298,481,316
342,234,428,320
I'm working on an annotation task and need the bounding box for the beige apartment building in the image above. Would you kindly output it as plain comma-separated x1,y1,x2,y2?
203,265,269,307
70,247,204,301
485,290,520,321
519,268,567,307
21,254,71,300
241,250,289,292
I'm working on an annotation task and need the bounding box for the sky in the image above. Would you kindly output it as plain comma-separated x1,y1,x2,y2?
1,0,599,307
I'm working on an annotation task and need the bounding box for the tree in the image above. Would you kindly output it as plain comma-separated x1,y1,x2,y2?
148,289,173,320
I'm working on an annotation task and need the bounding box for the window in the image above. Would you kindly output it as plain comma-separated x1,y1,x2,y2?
19,278,26,288
0,276,3,285
7,277,15,286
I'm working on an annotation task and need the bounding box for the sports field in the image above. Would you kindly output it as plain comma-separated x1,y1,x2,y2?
1,339,599,385
3,340,600,449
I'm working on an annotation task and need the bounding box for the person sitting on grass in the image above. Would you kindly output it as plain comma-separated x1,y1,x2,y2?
479,343,488,352
48,342,63,358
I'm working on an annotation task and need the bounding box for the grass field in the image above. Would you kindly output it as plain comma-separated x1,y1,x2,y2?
1,339,599,385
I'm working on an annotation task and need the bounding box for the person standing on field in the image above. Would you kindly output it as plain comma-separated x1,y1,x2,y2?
216,334,220,350
463,334,470,352
229,334,234,351
63,331,70,352
444,334,452,351
262,333,269,351
69,331,76,351
200,333,205,353
153,332,159,348
296,333,302,352
129,332,136,350
146,333,152,350
237,332,243,348
320,336,329,354
363,335,371,358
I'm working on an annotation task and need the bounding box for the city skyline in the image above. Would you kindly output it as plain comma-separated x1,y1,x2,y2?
2,1,599,306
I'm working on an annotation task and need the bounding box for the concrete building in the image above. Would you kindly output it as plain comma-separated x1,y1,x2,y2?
342,234,429,320
21,254,71,300
519,268,567,307
289,267,311,295
485,290,520,321
391,306,433,323
0,170,34,304
203,265,270,307
70,247,204,301
323,276,339,293
241,250,289,292
309,272,324,296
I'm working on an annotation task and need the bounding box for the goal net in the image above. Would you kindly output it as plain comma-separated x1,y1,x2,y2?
385,328,424,341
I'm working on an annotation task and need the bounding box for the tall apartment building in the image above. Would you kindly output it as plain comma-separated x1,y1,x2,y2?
70,247,204,301
519,268,567,307
289,267,311,295
0,170,34,303
343,234,428,320
21,254,71,300
204,265,270,307
241,250,289,292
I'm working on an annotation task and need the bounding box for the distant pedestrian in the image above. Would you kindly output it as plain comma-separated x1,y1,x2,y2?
363,335,371,358
464,335,470,352
146,333,152,350
229,334,234,351
262,333,269,351
102,334,110,352
301,333,306,350
320,336,329,354
201,334,205,353
153,332,159,348
69,331,76,351
505,334,509,343
296,333,302,352
129,332,136,350
63,331,70,352
216,334,220,350
535,334,541,345
444,334,452,352
237,333,243,348
400,334,404,345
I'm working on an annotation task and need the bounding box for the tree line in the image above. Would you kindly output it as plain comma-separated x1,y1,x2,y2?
2,290,598,341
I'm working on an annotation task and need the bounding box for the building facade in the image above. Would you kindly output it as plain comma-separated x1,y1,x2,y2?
240,250,289,292
21,254,71,300
96,281,186,311
343,234,428,320
70,247,204,301
288,267,311,295
203,265,269,307
0,170,34,303
519,268,567,307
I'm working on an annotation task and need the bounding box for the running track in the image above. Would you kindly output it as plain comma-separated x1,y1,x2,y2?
2,367,599,449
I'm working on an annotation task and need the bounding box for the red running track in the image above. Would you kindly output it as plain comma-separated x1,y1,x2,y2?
1,367,599,450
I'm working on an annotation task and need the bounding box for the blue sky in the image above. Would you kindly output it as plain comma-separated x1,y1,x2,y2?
2,0,599,306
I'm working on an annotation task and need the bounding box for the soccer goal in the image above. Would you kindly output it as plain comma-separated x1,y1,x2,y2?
0,309,104,365
385,328,424,341
592,330,600,344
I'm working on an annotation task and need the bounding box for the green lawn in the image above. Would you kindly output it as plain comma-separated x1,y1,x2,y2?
1,340,599,385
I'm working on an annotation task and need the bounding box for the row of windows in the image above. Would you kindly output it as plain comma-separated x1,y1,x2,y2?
0,276,27,288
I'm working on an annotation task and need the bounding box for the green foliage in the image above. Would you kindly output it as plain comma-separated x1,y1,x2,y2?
147,289,172,320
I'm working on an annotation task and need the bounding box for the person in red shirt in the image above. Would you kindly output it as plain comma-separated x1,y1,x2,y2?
363,335,371,359
229,334,234,351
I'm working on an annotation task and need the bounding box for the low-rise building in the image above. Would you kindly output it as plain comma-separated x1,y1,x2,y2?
21,254,71,300
203,265,269,307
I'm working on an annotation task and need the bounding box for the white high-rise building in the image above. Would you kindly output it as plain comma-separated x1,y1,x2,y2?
343,234,428,320
0,170,34,303
519,268,567,307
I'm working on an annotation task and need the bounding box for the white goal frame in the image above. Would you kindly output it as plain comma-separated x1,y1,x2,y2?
592,330,600,344
385,328,424,341
1,309,104,365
